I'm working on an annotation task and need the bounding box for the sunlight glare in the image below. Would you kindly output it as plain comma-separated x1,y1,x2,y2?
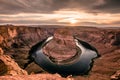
69,18,78,24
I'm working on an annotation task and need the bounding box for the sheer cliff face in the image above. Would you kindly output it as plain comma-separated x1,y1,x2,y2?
0,26,54,69
73,28,120,54
0,26,120,79
0,26,119,51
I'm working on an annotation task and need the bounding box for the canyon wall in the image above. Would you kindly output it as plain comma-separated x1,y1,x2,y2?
0,25,120,80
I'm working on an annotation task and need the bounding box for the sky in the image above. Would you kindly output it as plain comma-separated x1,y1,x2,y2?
0,0,120,27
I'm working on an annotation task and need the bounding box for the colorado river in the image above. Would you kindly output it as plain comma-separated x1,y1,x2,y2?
29,36,100,77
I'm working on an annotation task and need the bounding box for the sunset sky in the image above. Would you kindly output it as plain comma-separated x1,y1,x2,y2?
0,0,120,27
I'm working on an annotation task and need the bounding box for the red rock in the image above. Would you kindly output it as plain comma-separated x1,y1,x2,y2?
0,48,3,55
8,28,17,38
111,70,120,80
0,47,28,76
43,29,78,62
0,35,3,44
0,74,67,80
0,25,120,80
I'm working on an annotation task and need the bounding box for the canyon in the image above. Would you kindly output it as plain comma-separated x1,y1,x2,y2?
0,25,120,80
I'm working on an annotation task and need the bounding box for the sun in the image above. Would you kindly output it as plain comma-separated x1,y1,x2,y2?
69,18,78,24
57,17,78,25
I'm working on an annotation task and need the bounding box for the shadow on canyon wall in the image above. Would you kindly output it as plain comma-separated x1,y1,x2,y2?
0,25,120,80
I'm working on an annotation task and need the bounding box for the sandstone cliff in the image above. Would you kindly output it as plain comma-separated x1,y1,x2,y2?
0,25,120,80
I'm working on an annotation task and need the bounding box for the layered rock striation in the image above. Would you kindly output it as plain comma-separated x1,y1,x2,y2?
0,47,28,76
43,29,79,63
0,25,120,80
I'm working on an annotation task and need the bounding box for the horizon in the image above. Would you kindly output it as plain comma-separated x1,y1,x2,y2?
1,24,120,28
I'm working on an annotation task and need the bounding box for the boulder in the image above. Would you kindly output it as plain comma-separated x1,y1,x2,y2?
111,70,120,80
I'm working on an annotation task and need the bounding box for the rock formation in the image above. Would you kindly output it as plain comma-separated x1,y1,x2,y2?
43,29,79,63
0,74,67,80
111,70,120,80
0,47,28,76
0,25,120,80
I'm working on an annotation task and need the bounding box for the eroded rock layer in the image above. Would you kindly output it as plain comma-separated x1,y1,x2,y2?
0,25,120,80
0,48,28,76
43,29,79,62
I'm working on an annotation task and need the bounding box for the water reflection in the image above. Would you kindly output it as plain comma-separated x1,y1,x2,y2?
30,37,100,77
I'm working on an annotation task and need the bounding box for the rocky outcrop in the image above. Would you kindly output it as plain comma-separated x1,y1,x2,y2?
43,29,78,62
111,70,120,80
74,28,120,54
0,26,54,70
0,74,68,80
113,32,120,46
0,47,28,76
0,35,3,44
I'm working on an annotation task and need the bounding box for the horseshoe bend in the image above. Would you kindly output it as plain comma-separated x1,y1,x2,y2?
0,25,120,80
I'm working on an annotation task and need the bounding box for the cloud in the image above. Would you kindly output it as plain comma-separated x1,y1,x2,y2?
0,0,119,26
0,0,120,15
93,0,120,13
0,0,105,14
